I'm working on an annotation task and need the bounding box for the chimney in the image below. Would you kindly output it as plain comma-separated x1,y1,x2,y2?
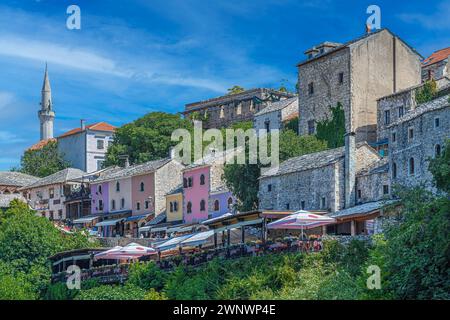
118,155,130,168
124,156,130,168
80,119,86,131
344,132,356,208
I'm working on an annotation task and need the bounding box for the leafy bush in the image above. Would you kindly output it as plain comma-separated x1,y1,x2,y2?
75,284,146,300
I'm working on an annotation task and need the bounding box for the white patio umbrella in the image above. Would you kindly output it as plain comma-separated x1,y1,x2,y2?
267,211,336,238
94,243,156,261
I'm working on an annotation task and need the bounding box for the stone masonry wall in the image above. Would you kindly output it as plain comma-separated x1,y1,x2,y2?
154,160,184,215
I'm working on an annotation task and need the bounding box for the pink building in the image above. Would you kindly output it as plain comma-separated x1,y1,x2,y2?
182,150,237,224
183,166,210,223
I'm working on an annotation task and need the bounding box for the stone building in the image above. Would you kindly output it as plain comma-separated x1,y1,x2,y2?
376,77,450,155
183,88,294,129
57,121,116,173
355,157,390,204
258,135,381,213
387,94,450,191
20,168,85,220
253,96,298,134
297,29,422,144
0,171,38,195
422,47,450,81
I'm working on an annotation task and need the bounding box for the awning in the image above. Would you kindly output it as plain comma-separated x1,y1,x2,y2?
213,218,263,233
329,200,397,220
202,213,233,224
95,218,124,227
149,226,168,233
167,224,196,234
125,214,150,223
180,230,214,247
139,226,151,232
73,216,100,224
157,234,193,251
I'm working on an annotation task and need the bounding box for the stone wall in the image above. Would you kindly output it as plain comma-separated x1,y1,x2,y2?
388,104,450,191
184,89,293,129
154,160,184,215
356,170,390,204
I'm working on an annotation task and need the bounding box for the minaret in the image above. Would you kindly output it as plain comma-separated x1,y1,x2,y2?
38,64,55,140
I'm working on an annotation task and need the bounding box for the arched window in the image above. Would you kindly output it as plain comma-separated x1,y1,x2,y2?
409,158,415,175
200,174,205,185
136,202,141,210
183,178,188,188
188,177,193,187
111,199,116,210
174,201,178,212
116,181,120,192
170,202,174,212
200,199,206,211
435,144,441,157
392,162,397,179
187,201,192,214
121,198,125,208
98,185,102,194
227,197,233,209
140,182,145,192
214,199,220,211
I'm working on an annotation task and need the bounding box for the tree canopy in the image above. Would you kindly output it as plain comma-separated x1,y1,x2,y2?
227,86,245,95
17,140,69,177
104,112,193,166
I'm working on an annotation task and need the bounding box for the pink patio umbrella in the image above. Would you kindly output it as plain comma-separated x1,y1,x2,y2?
267,211,336,238
94,243,156,261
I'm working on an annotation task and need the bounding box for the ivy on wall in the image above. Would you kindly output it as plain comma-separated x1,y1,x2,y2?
415,80,437,105
315,102,346,149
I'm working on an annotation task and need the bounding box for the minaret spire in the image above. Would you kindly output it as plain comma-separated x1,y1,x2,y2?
38,63,55,140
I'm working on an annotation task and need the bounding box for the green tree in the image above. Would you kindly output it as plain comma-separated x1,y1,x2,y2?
75,284,146,300
104,112,193,166
428,139,450,193
223,129,327,211
18,140,69,177
415,79,437,104
316,102,346,149
227,86,245,95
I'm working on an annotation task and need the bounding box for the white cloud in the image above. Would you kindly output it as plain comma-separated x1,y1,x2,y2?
0,91,14,110
398,1,450,30
0,131,26,144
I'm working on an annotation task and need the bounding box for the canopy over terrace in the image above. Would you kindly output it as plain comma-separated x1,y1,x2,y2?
267,211,336,238
202,211,263,247
328,200,398,235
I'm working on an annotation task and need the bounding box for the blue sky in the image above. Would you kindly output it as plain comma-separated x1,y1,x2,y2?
0,0,449,170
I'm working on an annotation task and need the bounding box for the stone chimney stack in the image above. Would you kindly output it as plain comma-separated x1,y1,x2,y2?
344,132,356,208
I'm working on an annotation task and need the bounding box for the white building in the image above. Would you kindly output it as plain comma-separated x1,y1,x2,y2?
57,121,116,173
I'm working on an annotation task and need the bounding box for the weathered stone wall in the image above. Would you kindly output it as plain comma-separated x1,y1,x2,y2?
298,30,421,144
356,170,390,204
253,109,283,133
154,160,184,215
350,30,421,143
298,47,351,137
184,89,293,129
388,105,450,190
258,161,340,212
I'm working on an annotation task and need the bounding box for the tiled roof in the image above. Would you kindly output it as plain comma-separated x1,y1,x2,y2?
329,200,397,219
261,143,371,178
27,138,56,151
183,148,241,171
0,171,39,187
422,47,450,67
0,194,26,208
210,185,230,195
92,158,172,183
166,185,183,196
254,97,298,116
58,122,116,139
387,94,450,128
357,157,389,177
21,168,86,189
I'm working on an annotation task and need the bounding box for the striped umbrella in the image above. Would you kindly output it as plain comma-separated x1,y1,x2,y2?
94,243,156,261
267,211,336,237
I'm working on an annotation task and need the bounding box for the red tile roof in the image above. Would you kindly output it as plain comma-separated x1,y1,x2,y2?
58,122,116,139
423,47,450,67
28,138,56,151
